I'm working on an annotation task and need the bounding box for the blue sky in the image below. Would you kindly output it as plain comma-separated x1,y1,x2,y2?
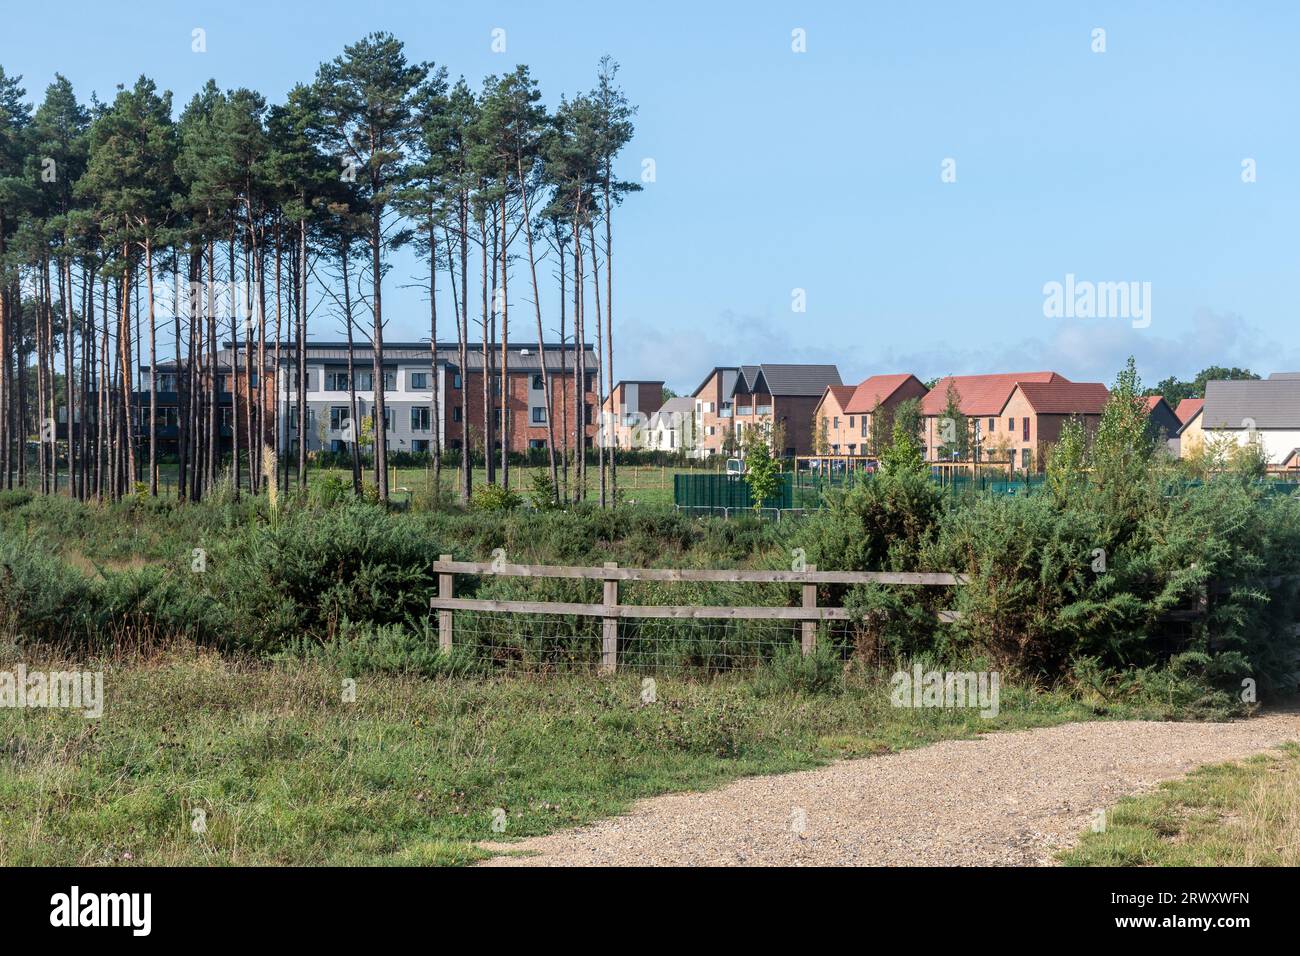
4,0,1298,393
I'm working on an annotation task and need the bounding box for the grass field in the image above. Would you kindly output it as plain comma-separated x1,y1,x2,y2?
0,651,1126,866
1060,743,1300,866
33,462,696,509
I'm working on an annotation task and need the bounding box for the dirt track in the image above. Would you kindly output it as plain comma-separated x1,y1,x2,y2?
479,713,1300,866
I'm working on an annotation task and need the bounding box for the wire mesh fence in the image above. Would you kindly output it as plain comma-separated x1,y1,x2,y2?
444,612,864,675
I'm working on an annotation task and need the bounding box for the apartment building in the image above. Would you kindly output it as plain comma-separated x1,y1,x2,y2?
921,371,1069,461
599,380,665,449
269,341,598,457
690,366,739,458
731,364,842,457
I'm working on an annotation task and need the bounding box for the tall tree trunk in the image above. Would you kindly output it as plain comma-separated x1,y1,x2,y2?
228,231,241,499
296,218,307,489
499,193,509,490
370,205,388,503
341,240,362,496
603,171,617,506
454,206,470,503
588,224,606,508
428,219,441,499
144,233,158,496
516,162,558,501
480,207,493,487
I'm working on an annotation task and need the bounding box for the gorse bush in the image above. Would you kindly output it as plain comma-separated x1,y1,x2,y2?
471,483,522,511
207,501,442,652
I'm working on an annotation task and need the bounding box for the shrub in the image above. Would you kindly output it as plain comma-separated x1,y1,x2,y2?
471,483,522,512
751,637,844,697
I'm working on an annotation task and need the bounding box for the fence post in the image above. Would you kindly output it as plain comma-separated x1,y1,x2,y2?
801,563,817,656
438,553,454,652
601,561,619,674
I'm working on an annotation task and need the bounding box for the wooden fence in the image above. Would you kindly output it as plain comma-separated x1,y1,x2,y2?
429,555,966,673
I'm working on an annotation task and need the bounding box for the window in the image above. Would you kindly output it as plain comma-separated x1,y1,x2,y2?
988,417,995,432
1021,447,1032,467
453,374,462,389
832,417,839,429
355,371,372,391
584,404,593,423
412,439,430,453
330,406,349,431
848,416,855,430
383,371,397,391
410,407,431,431
249,370,259,389
1022,417,1030,441
861,417,868,437
158,373,177,392
531,407,546,424
529,439,547,450
452,406,462,423
1007,417,1015,432
410,371,430,390
221,407,233,427
719,402,732,418
326,371,350,391
382,407,393,431
532,374,544,390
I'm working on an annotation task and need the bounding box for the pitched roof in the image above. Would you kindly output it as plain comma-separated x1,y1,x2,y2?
760,364,842,396
659,396,695,416
1012,382,1109,415
844,374,922,414
733,364,841,398
1174,398,1204,423
922,371,1068,416
689,366,739,400
1203,379,1300,429
817,385,856,413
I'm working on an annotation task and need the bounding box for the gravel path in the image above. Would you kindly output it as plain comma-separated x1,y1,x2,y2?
479,712,1300,866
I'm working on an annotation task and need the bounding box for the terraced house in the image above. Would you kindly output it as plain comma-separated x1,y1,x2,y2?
813,373,928,456
730,364,842,456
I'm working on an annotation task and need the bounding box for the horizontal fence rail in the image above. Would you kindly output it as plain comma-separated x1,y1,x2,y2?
430,556,965,673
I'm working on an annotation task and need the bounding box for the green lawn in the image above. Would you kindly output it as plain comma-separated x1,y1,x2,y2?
0,653,1114,866
1060,743,1300,866
33,462,695,508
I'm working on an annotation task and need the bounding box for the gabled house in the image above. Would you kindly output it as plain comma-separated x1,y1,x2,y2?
645,396,697,453
1199,379,1300,465
690,366,739,459
992,381,1109,470
599,380,664,450
920,371,1069,461
731,364,842,456
1144,395,1182,456
842,373,929,455
811,385,857,454
1177,400,1206,458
